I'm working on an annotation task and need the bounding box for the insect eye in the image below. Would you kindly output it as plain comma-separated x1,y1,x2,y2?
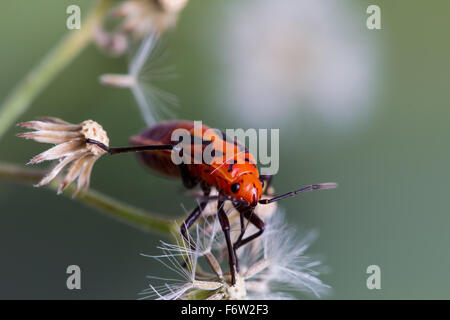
231,183,240,193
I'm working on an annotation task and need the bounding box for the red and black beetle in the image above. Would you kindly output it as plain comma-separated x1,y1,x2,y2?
87,120,336,285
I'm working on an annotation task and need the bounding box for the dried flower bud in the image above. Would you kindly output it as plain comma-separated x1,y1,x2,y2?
17,118,109,196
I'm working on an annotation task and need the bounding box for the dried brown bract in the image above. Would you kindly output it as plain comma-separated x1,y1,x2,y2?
17,118,109,196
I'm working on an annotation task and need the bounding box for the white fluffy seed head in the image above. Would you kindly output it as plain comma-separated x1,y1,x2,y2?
141,206,330,300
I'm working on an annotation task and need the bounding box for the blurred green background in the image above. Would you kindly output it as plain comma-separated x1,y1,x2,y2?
1,0,450,299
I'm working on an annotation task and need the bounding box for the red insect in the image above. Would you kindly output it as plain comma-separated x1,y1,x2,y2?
87,120,336,285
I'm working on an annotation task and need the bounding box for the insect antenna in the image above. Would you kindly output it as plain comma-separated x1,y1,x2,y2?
258,182,337,205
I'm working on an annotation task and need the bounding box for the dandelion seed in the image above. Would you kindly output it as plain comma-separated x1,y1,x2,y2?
17,118,109,196
100,33,178,126
99,74,137,88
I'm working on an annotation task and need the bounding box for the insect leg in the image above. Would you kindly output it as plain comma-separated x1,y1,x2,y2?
180,201,208,249
180,185,211,248
230,202,251,273
218,199,236,286
232,207,265,252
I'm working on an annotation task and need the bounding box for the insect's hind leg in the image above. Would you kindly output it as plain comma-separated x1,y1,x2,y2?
180,184,210,249
179,185,211,271
180,201,208,249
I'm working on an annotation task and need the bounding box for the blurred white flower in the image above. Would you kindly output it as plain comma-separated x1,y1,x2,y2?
17,118,109,196
140,206,330,300
221,0,378,126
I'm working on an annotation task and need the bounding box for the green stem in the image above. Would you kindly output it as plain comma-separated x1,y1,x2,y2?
0,162,179,236
0,0,115,140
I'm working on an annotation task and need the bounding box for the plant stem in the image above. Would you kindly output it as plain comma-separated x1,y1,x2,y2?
0,162,179,236
0,0,115,140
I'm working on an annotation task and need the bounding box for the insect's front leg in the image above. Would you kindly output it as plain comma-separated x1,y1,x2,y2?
230,202,251,273
217,199,236,286
232,204,265,253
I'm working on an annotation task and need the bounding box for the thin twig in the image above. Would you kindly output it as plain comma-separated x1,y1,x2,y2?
0,162,179,236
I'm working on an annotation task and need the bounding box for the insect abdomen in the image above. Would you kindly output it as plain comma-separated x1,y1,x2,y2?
130,120,259,192
130,121,210,178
